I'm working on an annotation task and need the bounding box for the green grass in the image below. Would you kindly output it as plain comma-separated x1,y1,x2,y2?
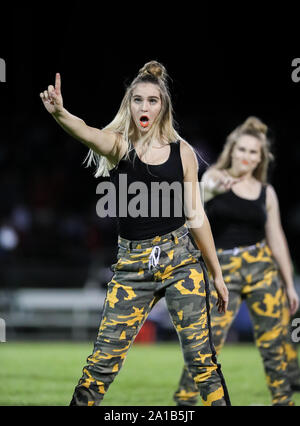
0,341,299,406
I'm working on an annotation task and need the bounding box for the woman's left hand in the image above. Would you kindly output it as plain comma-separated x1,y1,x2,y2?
286,286,299,316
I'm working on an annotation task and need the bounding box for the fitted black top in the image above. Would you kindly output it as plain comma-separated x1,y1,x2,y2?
205,185,267,249
109,141,185,240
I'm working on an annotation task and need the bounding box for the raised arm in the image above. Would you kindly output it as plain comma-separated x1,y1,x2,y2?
265,184,299,315
39,73,122,162
180,141,229,313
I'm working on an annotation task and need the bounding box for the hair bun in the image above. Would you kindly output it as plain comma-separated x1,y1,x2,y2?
138,60,167,80
242,116,268,135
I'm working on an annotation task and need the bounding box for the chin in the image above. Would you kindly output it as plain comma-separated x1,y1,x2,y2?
140,126,150,133
240,164,250,172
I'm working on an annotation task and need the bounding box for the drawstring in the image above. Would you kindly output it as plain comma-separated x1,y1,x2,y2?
119,231,189,272
148,246,161,271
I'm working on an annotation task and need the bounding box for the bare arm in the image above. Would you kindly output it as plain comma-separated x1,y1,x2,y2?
180,141,229,313
40,73,122,161
265,184,299,314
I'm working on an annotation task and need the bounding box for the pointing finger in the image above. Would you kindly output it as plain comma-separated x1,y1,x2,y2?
55,73,61,93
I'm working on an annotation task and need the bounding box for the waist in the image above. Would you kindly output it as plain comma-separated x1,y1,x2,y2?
117,215,186,241
212,226,266,250
217,239,266,257
118,223,189,250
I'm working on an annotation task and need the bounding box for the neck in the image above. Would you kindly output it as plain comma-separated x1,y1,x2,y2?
135,136,166,149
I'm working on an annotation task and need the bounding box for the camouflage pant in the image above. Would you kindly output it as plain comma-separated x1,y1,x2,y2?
70,224,230,406
174,241,298,406
281,287,300,387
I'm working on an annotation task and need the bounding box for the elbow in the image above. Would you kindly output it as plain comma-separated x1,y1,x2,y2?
185,212,206,229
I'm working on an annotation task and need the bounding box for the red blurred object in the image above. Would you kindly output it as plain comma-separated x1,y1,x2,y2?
134,320,156,343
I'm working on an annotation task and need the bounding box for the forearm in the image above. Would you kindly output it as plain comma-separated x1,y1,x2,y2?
52,108,99,151
189,215,222,279
273,252,294,290
267,233,294,290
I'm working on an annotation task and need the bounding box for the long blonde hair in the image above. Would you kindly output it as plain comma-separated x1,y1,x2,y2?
214,116,274,182
84,61,182,177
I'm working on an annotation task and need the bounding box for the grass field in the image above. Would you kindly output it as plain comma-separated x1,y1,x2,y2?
0,341,300,406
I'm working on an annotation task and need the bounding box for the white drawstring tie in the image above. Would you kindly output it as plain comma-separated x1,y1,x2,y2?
148,246,161,271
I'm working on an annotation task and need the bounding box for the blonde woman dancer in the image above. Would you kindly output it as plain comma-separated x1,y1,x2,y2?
40,61,231,406
173,117,299,406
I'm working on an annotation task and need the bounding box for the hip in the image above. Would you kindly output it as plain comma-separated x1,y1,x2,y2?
113,224,202,276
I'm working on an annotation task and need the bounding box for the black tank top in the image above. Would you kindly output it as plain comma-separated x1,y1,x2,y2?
205,185,267,249
109,141,185,240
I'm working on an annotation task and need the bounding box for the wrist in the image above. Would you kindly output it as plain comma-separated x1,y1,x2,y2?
52,107,65,119
285,282,295,291
211,270,223,281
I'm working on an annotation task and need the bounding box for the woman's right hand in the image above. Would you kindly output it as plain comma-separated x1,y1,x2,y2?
204,168,241,195
40,73,64,115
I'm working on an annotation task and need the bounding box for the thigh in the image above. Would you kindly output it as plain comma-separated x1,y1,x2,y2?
209,254,243,350
245,266,283,344
98,276,158,346
101,242,161,343
280,285,290,331
164,261,212,358
209,287,242,351
218,252,243,294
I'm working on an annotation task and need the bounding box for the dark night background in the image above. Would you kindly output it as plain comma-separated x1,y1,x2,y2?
1,4,300,291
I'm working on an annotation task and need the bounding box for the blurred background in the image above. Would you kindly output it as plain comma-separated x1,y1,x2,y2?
1,4,300,343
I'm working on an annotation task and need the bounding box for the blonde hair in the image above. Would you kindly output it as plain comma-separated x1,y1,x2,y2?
84,60,182,177
213,116,274,182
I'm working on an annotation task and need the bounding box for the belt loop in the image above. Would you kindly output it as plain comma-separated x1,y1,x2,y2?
171,230,181,245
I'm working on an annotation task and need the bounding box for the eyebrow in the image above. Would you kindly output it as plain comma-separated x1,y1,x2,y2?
238,146,259,151
132,94,160,99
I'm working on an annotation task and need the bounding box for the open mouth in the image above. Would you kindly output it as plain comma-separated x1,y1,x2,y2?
139,115,150,128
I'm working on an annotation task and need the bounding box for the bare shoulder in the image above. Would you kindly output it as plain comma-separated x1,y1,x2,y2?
103,131,127,164
265,183,279,210
266,183,277,198
179,139,198,177
179,139,197,159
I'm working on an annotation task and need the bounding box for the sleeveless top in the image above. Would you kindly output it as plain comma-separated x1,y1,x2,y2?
109,141,185,240
205,185,267,249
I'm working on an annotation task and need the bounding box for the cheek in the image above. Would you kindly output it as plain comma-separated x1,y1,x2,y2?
130,104,139,120
152,103,162,118
252,154,261,164
231,149,240,159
